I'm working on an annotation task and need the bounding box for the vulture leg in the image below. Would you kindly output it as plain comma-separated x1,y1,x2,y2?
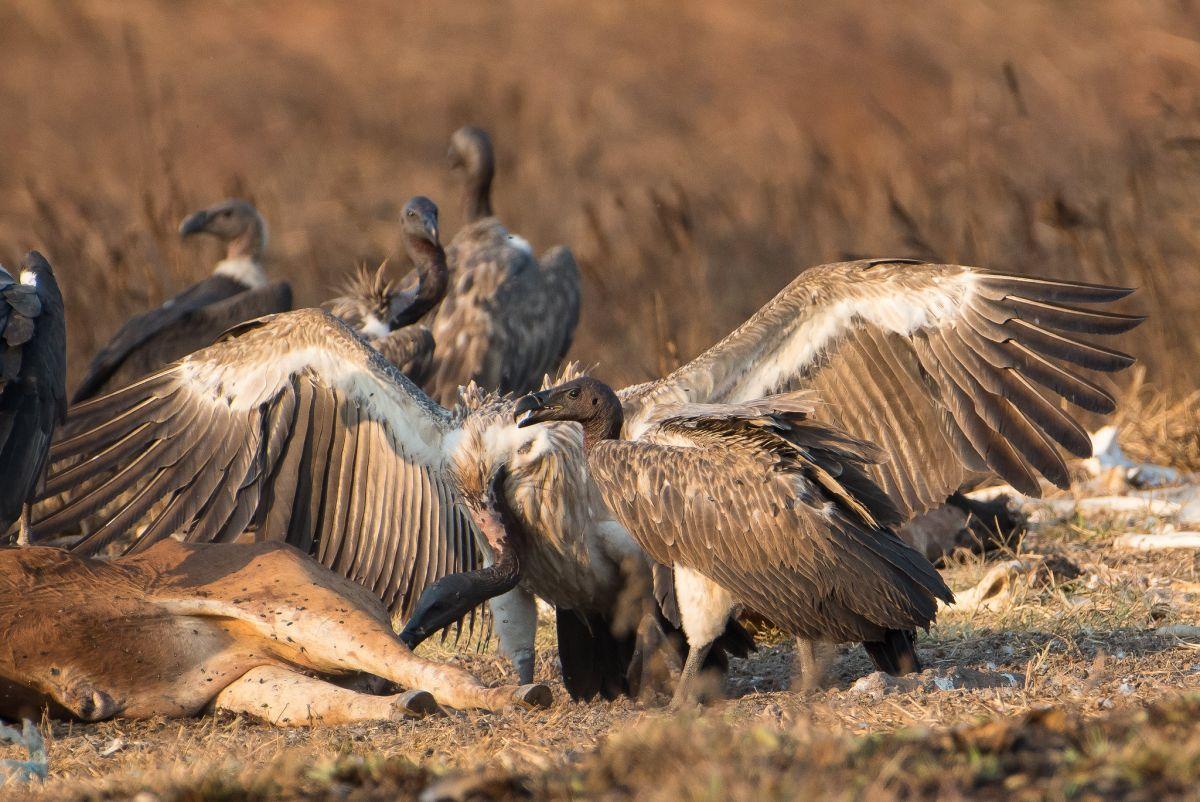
490,586,538,684
16,503,32,547
792,638,836,692
213,665,442,726
670,640,714,710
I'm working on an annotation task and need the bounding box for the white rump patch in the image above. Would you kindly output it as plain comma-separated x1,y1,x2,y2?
359,314,390,340
214,256,268,288
18,270,36,287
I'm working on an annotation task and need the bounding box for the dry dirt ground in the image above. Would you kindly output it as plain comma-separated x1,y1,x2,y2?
4,483,1200,800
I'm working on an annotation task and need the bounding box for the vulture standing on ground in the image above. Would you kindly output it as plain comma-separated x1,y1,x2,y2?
0,251,66,545
424,126,581,406
513,377,952,704
71,199,292,403
323,198,449,385
32,259,1142,701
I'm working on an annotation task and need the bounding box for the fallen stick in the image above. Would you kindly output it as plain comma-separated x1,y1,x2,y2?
1114,532,1200,550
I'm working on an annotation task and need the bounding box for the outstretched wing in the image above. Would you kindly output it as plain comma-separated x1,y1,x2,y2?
72,277,292,403
620,259,1143,518
35,308,477,624
427,221,580,405
0,252,67,531
587,400,951,642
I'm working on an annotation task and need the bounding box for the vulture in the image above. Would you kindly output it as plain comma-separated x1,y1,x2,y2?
513,377,952,704
71,199,292,403
323,197,449,385
424,126,581,406
0,251,66,545
31,259,1142,701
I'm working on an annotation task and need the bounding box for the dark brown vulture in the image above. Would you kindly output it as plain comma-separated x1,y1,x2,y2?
425,126,581,406
71,199,292,402
323,197,449,385
1,251,66,544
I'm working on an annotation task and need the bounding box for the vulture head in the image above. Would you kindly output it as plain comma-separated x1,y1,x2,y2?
179,199,267,261
447,126,495,222
515,376,624,448
400,195,441,250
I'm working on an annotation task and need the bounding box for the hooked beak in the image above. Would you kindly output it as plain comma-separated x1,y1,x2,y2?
179,210,210,238
446,144,465,170
514,391,556,427
425,218,440,245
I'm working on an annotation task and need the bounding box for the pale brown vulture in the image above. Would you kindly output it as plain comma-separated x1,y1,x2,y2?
424,127,581,406
71,199,292,403
1,252,66,544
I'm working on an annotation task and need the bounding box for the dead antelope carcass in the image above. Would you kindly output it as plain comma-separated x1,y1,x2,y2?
0,540,550,726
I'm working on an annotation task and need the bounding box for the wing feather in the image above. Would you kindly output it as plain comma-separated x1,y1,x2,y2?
34,309,480,624
620,260,1143,518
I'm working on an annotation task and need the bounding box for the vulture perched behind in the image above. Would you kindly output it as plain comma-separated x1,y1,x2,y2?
33,259,1141,702
1,251,66,544
323,197,449,385
424,126,581,406
71,199,292,403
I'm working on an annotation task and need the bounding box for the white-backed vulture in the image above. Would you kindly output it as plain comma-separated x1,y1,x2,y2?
0,252,66,545
424,127,581,405
71,199,292,403
513,377,953,704
32,259,1141,702
324,197,449,384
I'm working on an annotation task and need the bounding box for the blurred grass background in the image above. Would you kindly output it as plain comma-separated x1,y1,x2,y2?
1,0,1197,395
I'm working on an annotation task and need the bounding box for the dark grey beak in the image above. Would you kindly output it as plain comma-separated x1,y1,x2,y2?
423,213,440,246
514,391,553,427
179,210,210,238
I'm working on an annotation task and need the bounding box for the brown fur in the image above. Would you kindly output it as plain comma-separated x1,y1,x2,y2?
0,540,550,726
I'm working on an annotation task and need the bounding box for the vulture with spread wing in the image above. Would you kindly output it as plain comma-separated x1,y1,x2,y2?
424,126,581,405
35,258,1142,702
1,251,66,545
513,377,953,704
71,199,292,403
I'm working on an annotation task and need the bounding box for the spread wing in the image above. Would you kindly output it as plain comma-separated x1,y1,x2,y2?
0,253,67,531
586,399,952,642
72,277,292,403
426,221,580,405
34,308,477,624
620,259,1143,519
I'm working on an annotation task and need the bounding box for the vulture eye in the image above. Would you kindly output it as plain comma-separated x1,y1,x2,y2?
567,388,580,399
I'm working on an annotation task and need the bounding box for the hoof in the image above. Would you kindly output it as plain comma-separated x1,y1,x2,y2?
513,683,553,709
391,689,441,718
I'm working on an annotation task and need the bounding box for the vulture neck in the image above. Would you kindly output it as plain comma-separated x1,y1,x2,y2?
394,237,449,327
225,221,266,262
582,403,624,452
462,156,494,223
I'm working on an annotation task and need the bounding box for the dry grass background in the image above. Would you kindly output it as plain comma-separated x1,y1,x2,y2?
1,0,1198,398
5,1,1200,799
